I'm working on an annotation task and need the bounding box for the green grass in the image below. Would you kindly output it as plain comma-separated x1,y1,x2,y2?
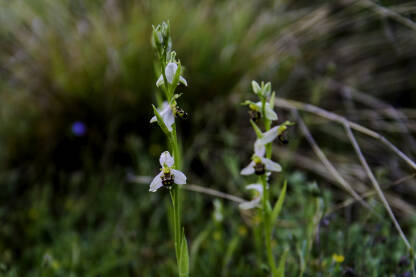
0,170,413,276
1,0,416,275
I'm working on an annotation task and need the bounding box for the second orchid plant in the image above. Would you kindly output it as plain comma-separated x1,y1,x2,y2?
150,21,189,277
240,81,293,276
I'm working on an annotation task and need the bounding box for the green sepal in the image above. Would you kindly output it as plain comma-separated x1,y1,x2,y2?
152,104,170,135
251,80,261,95
277,121,295,136
241,100,260,111
250,120,263,139
276,248,289,277
171,93,183,102
169,51,177,62
271,180,287,230
179,229,189,277
269,91,276,108
263,82,271,97
241,100,256,106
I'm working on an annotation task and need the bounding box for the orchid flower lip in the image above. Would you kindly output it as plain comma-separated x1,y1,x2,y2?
240,139,282,176
149,151,187,192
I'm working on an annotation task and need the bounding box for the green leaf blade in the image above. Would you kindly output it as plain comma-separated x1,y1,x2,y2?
271,180,287,230
152,104,170,135
276,249,289,277
179,230,189,277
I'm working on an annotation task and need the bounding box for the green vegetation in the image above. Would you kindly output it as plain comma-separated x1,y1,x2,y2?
1,0,416,276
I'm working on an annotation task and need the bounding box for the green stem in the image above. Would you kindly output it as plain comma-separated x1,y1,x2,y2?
170,123,183,271
261,174,277,276
261,97,272,159
410,247,416,277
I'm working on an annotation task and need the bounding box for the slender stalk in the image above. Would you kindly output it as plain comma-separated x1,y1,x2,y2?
170,123,183,267
260,174,277,276
410,247,416,277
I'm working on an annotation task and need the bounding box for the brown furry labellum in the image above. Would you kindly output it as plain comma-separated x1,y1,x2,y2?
174,105,188,119
161,172,175,187
248,109,261,122
278,133,289,145
254,162,265,175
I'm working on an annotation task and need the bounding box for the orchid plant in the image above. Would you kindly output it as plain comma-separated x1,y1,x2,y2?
150,21,189,277
239,80,293,276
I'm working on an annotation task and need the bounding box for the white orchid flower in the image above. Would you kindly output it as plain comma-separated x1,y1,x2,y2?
149,151,187,192
256,123,290,145
256,102,277,121
239,184,263,210
156,62,188,87
241,140,281,175
150,101,175,132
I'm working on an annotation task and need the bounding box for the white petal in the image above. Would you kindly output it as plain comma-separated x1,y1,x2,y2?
257,126,279,145
239,198,261,210
261,157,282,172
160,101,170,110
172,169,187,185
151,101,169,123
239,183,263,210
255,102,277,121
165,62,178,84
241,161,255,175
156,75,164,87
264,104,278,120
254,140,266,157
159,151,174,167
179,76,187,86
162,106,175,132
246,183,263,194
149,172,163,192
255,102,263,109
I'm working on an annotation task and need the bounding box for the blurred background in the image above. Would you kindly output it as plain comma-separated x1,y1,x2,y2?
1,0,416,275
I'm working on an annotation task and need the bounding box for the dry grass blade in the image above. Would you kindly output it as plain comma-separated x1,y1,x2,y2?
275,97,416,171
127,174,245,203
291,109,372,212
344,124,411,250
327,174,416,215
331,80,416,153
182,184,245,204
359,0,416,32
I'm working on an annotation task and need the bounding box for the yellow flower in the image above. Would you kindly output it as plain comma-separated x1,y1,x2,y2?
332,253,345,263
238,226,247,236
213,231,222,241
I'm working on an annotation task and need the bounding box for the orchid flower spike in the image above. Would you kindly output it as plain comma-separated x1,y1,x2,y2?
256,121,294,145
149,151,187,192
239,184,263,210
241,140,281,176
150,101,175,132
156,62,188,87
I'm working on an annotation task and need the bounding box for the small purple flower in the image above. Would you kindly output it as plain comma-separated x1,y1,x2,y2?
71,121,86,136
